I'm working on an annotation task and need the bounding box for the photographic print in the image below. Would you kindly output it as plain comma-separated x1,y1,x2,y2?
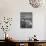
20,12,32,28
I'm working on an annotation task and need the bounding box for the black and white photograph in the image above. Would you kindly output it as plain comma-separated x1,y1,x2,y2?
20,12,32,28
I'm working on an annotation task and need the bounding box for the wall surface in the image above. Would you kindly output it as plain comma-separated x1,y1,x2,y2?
0,0,46,40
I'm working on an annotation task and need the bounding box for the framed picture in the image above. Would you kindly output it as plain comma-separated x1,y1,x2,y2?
20,12,32,28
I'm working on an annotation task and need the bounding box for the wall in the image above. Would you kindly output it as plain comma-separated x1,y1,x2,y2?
0,0,46,40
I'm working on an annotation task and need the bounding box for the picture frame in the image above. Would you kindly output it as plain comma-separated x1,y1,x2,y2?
20,12,32,28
